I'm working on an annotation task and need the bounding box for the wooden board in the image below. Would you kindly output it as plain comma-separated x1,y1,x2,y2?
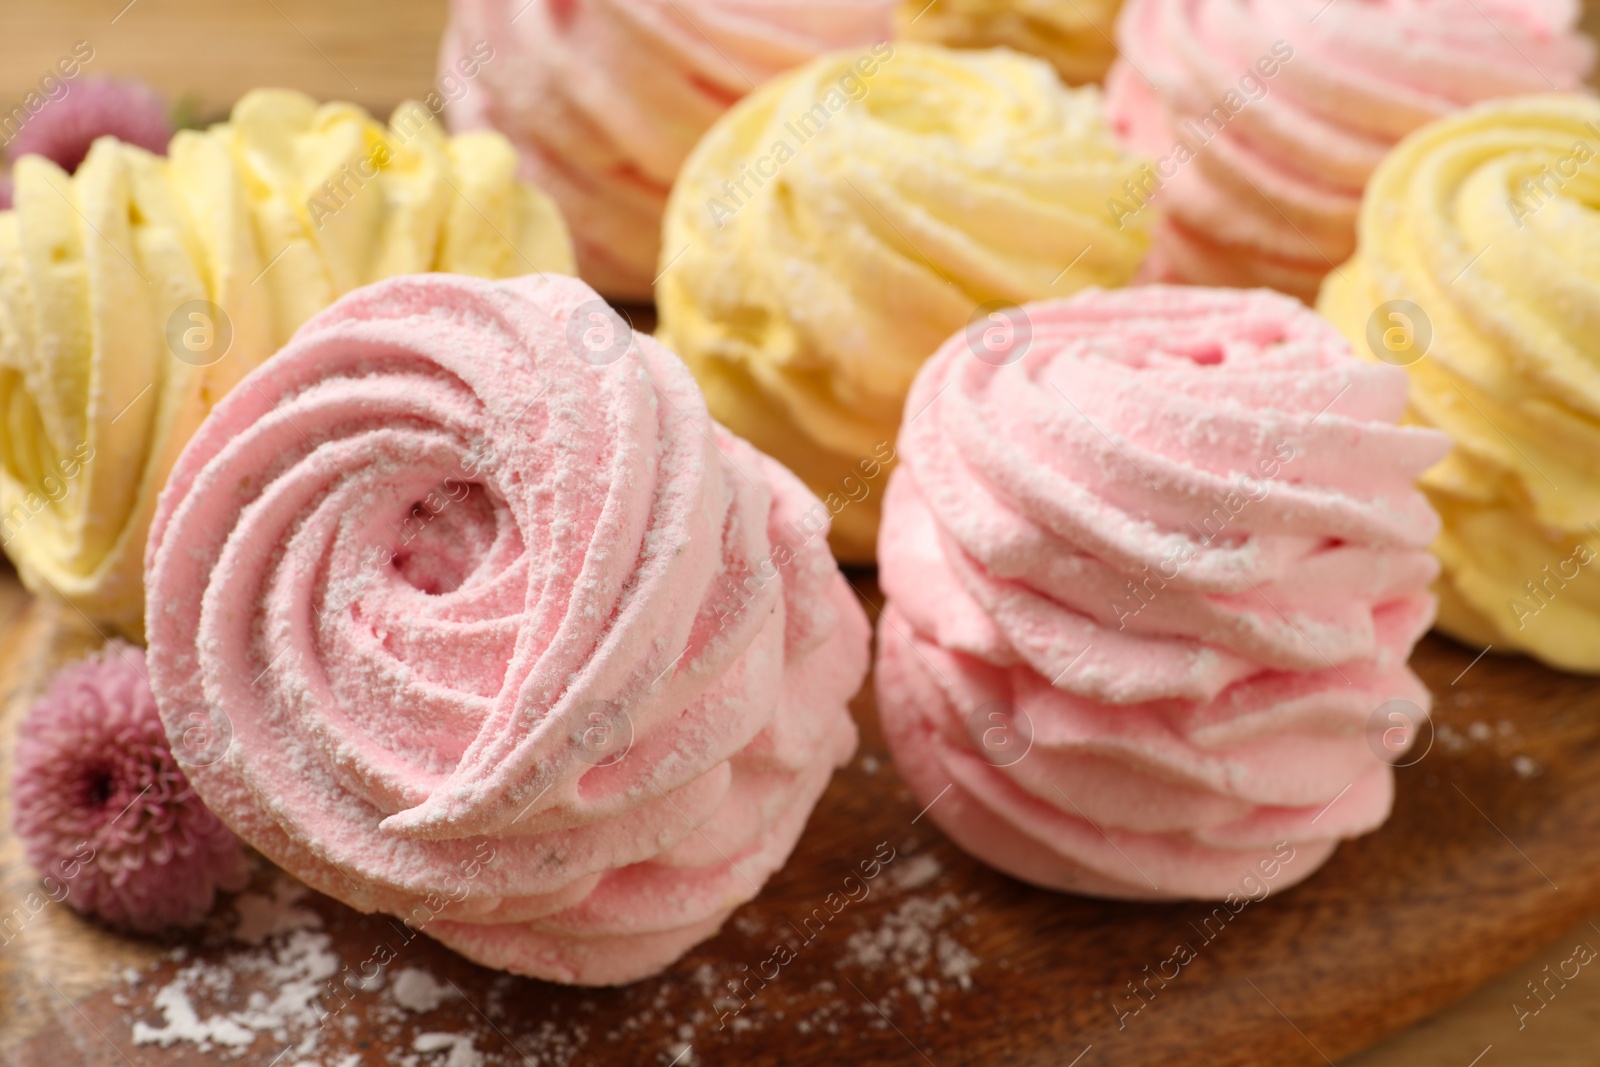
4,570,1600,1067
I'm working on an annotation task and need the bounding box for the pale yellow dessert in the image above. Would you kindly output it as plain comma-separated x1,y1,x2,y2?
657,43,1152,561
0,89,574,637
1319,95,1600,673
896,0,1123,85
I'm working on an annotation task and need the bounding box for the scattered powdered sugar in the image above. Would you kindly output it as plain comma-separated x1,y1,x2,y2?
731,913,765,938
514,1019,588,1066
130,926,340,1055
131,981,256,1049
690,963,718,997
117,875,587,1065
127,876,339,1057
887,853,941,894
793,994,852,1036
115,866,976,1062
391,967,460,1014
413,1031,484,1067
839,893,979,1013
1436,722,1472,753
1433,716,1543,779
936,935,980,987
232,879,322,946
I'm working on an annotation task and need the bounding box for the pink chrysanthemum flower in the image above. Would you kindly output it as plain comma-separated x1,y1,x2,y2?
6,77,172,173
12,641,250,933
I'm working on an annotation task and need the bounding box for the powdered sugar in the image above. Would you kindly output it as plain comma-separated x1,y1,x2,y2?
111,858,977,1063
840,893,979,1013
1432,710,1543,778
131,981,256,1050
113,874,600,1065
130,926,339,1055
413,1031,484,1067
392,968,460,1014
232,879,323,946
887,853,941,894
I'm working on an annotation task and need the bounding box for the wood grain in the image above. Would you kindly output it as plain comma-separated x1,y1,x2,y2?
4,567,1600,1066
0,0,448,123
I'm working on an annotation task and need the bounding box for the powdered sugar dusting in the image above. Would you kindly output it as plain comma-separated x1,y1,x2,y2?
887,853,941,894
130,926,339,1055
391,968,460,1014
113,874,595,1065
105,853,977,1063
840,893,979,1014
1432,707,1544,778
232,878,322,946
413,1031,484,1067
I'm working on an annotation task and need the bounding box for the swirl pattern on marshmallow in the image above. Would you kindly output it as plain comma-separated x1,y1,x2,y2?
895,0,1124,85
0,88,574,639
1104,0,1593,302
441,0,895,299
144,274,868,984
875,285,1450,898
658,42,1153,563
1319,94,1600,673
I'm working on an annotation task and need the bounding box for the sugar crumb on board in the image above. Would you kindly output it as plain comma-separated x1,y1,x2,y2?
111,853,979,1063
114,874,591,1066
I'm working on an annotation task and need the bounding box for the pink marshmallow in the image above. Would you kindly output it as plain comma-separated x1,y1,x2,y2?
1104,0,1593,302
875,285,1451,899
144,273,868,984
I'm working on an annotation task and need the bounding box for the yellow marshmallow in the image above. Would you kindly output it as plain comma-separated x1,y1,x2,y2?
1319,94,1600,673
657,43,1151,561
895,0,1123,86
0,89,574,638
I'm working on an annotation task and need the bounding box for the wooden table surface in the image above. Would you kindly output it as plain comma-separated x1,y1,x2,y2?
2,2,1600,1065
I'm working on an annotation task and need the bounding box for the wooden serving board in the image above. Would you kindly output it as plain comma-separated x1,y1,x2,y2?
3,571,1599,1067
